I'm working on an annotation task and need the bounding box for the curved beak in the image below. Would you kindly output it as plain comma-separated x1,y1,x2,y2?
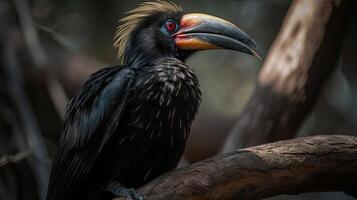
175,13,263,60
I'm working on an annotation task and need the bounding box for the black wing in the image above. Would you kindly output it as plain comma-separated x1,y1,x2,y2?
46,66,134,200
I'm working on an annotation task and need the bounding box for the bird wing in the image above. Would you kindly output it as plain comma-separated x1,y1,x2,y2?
46,66,134,200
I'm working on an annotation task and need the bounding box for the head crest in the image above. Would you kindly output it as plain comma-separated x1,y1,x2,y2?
114,0,183,64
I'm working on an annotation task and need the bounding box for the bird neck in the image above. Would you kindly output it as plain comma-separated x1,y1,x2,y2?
124,51,157,69
124,51,178,70
122,38,191,68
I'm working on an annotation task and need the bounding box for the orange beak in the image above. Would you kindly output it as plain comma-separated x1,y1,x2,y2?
174,13,262,60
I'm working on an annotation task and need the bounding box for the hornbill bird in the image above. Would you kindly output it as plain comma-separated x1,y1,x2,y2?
46,1,262,200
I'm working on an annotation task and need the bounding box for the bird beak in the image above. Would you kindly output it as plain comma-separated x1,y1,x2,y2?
175,13,263,60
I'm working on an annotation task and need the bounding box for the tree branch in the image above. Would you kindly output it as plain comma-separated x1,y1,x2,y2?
128,135,357,200
221,0,354,152
0,150,31,168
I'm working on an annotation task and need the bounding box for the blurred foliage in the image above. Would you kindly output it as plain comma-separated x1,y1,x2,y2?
1,0,357,200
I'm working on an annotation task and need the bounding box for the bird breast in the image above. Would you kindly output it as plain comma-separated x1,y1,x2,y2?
127,58,201,141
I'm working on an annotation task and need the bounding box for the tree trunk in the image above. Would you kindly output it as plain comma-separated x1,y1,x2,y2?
222,0,354,152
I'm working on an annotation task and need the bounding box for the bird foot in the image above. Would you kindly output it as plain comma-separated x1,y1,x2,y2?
105,181,144,200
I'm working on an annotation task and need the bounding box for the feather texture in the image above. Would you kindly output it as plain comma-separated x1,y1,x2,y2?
114,0,182,63
47,67,134,200
47,2,203,199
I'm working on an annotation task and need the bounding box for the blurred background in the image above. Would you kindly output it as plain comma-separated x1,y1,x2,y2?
0,0,356,200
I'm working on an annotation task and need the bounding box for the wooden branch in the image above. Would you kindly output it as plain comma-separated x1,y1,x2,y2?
221,0,354,152
128,135,357,200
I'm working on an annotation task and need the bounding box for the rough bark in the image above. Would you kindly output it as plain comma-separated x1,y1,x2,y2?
222,0,354,152
129,135,357,200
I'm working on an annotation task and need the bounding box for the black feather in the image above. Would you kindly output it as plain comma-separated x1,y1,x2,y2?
47,2,201,200
47,67,134,200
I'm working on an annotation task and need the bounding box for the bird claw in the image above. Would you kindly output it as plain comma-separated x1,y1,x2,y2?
106,181,144,200
118,188,144,200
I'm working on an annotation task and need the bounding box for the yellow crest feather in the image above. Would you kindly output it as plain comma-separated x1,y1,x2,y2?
114,0,182,64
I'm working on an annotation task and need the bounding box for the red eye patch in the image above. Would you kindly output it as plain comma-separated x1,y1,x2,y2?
165,21,177,32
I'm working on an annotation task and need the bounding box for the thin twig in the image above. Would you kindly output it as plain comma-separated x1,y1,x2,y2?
36,24,79,51
0,150,32,167
0,3,50,199
13,0,68,120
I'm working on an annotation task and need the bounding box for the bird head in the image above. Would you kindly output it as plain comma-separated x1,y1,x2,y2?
114,0,262,65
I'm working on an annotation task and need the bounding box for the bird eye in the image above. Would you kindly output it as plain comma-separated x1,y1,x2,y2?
163,19,179,34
